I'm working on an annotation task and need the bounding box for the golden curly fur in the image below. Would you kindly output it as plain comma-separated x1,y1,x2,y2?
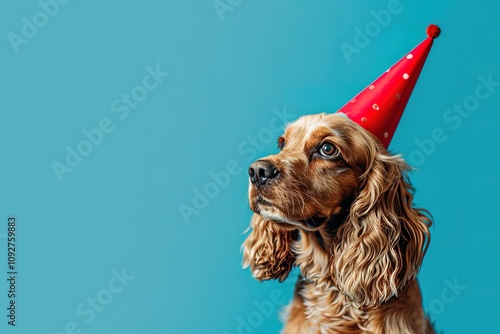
242,113,434,333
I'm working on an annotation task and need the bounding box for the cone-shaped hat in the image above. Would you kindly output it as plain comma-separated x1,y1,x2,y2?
337,24,441,148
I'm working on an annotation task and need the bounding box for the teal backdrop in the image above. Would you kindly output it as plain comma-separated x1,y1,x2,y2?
1,1,499,333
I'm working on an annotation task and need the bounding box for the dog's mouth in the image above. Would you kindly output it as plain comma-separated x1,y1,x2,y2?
255,195,273,207
252,197,327,230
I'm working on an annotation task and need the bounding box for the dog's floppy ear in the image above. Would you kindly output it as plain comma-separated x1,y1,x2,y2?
242,213,296,282
332,153,431,307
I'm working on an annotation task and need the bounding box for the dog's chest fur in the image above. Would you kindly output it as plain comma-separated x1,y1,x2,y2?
299,281,370,333
292,234,371,332
291,232,426,333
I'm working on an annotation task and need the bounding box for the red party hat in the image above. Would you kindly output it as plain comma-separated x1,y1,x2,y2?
337,24,441,148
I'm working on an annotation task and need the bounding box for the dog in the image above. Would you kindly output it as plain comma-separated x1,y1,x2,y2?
242,113,434,333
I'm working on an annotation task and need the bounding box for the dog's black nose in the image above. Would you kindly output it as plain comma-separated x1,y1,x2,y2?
248,160,279,186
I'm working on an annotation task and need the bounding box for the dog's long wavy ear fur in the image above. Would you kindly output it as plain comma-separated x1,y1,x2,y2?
242,213,296,282
332,151,432,308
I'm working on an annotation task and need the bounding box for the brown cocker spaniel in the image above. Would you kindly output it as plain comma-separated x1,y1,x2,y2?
242,113,434,334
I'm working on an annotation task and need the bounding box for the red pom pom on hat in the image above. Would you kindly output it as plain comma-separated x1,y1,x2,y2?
426,24,441,39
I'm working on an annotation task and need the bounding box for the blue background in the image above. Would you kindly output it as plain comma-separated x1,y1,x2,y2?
1,0,499,333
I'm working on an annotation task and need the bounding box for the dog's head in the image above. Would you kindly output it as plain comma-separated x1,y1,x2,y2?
245,113,431,307
248,113,370,230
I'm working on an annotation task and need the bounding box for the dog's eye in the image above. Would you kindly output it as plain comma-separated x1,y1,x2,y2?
278,137,285,151
319,143,337,157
